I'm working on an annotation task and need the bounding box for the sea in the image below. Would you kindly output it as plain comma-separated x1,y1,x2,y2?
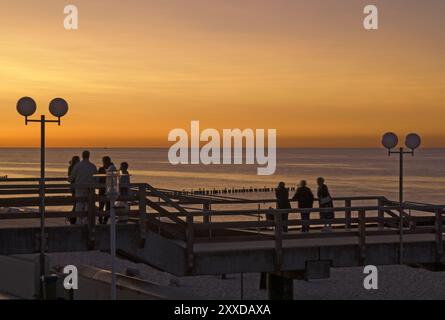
0,148,444,206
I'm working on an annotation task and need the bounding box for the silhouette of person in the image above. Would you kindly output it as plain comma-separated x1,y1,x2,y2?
119,162,130,197
98,156,116,224
69,151,98,224
67,156,80,224
317,177,334,231
292,180,314,232
115,162,131,224
275,182,290,232
68,156,80,178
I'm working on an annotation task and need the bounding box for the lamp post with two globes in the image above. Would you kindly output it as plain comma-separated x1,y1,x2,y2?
16,97,69,299
381,132,422,204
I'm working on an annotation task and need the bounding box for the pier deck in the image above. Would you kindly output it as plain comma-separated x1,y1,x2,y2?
1,178,444,279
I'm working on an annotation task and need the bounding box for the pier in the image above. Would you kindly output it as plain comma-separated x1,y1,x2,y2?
1,178,444,299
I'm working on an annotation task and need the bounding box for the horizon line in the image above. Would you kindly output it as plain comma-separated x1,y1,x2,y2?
1,146,445,150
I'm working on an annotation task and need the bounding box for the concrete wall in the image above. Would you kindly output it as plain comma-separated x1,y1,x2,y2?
0,224,140,255
0,254,49,299
135,232,187,276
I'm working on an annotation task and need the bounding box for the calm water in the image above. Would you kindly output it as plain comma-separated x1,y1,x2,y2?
0,148,444,205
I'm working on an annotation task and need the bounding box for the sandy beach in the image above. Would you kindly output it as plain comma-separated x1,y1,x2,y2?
49,251,445,300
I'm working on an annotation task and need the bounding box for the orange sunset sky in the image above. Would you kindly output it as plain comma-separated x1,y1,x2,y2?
0,0,444,148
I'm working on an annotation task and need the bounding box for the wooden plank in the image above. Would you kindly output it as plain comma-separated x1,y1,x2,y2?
180,205,408,216
274,210,283,271
0,188,71,195
194,234,275,244
378,197,385,229
87,188,96,250
146,198,186,226
192,217,404,231
194,220,274,230
0,194,137,207
0,178,66,182
192,233,438,256
186,213,194,272
138,185,147,247
0,196,75,207
0,210,141,220
192,226,438,245
203,202,211,224
146,184,190,215
345,199,352,229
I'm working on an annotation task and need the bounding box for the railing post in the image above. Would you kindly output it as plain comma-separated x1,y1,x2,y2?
157,202,161,235
345,199,352,229
87,187,96,250
358,209,366,265
257,203,261,235
186,212,194,273
203,202,212,238
399,206,404,265
203,202,210,224
274,210,283,271
435,209,443,264
378,197,384,229
138,185,147,248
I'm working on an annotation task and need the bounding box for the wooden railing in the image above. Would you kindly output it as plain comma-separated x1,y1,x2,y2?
182,203,444,270
0,178,444,272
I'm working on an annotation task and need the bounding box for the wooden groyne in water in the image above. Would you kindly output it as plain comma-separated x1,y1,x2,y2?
186,186,296,196
0,177,444,299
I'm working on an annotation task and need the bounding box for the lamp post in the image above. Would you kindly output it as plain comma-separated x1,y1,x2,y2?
16,97,69,299
381,132,421,204
106,167,120,300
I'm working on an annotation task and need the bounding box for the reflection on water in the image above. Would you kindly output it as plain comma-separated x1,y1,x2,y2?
0,148,444,204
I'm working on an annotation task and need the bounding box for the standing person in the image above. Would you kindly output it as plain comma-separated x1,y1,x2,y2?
119,162,130,197
275,182,291,232
67,156,80,224
116,162,131,223
292,180,314,232
68,156,80,177
317,177,334,232
98,156,117,225
69,151,98,224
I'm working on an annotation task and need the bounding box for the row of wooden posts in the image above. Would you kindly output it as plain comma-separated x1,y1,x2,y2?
0,180,444,274
184,187,296,195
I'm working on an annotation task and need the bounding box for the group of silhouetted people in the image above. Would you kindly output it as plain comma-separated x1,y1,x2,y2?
67,150,130,225
275,177,334,232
